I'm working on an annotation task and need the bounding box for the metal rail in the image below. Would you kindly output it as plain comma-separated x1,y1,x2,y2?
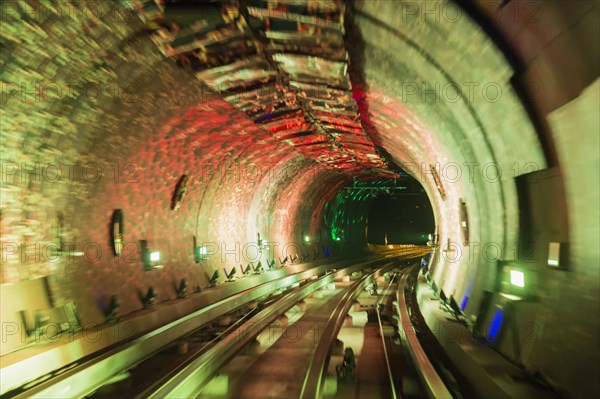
4,256,382,398
299,264,394,399
376,272,400,399
395,268,452,399
142,259,389,398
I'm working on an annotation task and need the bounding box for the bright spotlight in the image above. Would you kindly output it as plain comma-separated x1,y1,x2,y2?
510,270,525,287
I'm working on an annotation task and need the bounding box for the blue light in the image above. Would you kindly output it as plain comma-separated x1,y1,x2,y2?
487,307,504,342
460,295,469,311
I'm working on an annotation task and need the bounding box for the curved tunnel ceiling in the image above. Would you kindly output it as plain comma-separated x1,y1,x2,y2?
125,0,547,311
143,0,397,177
1,0,598,397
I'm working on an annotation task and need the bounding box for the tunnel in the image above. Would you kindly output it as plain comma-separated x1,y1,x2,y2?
0,0,598,398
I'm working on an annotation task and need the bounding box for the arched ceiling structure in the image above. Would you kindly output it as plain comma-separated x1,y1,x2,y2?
134,0,396,177
1,0,598,397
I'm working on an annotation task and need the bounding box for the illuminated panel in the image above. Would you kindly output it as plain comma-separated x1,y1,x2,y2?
510,270,525,288
460,295,469,311
487,307,504,342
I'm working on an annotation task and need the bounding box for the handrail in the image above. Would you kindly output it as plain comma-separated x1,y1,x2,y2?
395,269,452,399
144,259,391,399
299,264,394,399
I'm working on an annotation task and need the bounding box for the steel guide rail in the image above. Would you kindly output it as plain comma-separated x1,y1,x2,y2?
394,268,453,399
143,258,393,399
299,263,396,399
4,255,384,399
376,272,401,399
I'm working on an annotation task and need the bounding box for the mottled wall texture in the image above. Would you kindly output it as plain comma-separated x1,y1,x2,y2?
1,1,598,397
351,1,599,397
0,2,345,354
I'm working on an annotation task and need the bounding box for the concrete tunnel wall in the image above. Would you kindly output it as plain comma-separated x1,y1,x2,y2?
0,12,349,354
348,1,599,397
0,0,598,397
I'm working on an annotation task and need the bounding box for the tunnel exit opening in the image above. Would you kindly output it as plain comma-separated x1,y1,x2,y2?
366,184,435,246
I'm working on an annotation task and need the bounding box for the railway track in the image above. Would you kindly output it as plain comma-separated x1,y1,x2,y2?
140,262,395,399
2,254,397,398
3,247,444,399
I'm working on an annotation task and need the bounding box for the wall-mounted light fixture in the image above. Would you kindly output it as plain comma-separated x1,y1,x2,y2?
140,240,163,271
193,236,208,263
430,164,446,201
111,209,124,256
459,199,469,245
498,262,530,299
509,269,525,288
256,233,266,264
171,174,189,211
56,212,65,252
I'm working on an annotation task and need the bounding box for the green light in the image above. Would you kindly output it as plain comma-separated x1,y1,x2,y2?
150,251,160,262
304,235,310,242
198,246,207,255
510,270,525,287
202,375,229,395
336,237,341,241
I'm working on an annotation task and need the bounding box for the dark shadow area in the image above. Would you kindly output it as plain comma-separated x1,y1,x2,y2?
366,190,434,245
